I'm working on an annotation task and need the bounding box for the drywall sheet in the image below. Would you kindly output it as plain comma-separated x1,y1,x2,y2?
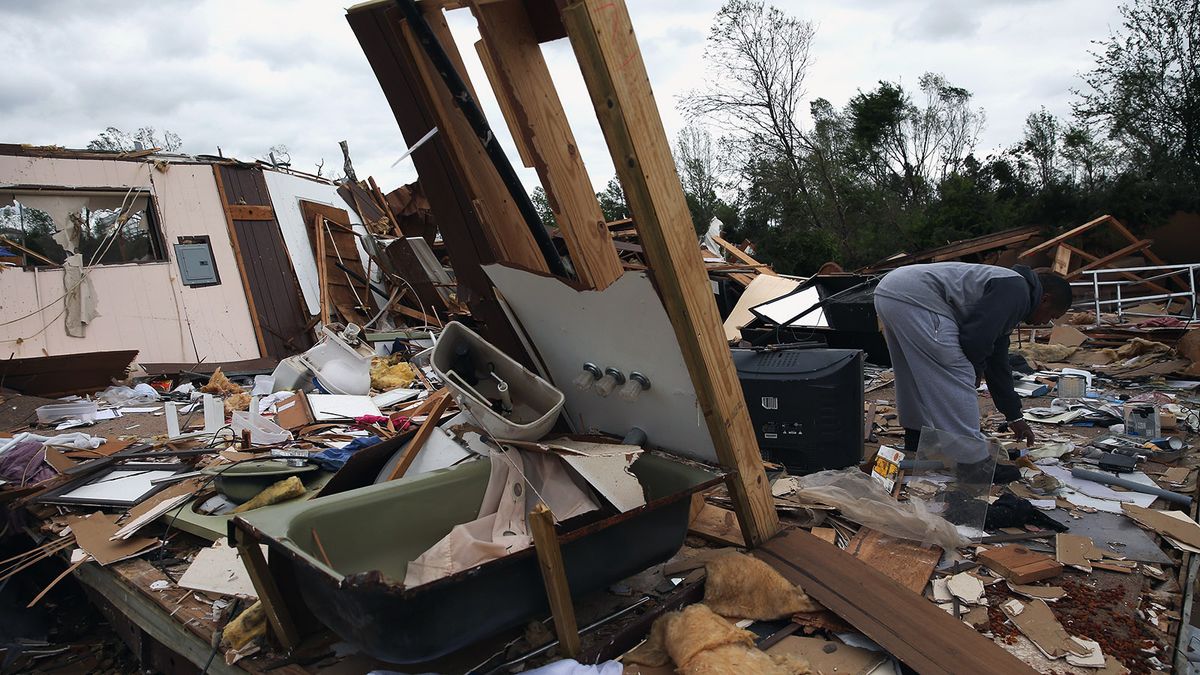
262,170,368,316
484,266,718,464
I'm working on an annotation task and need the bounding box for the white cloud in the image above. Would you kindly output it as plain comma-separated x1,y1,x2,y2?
0,0,1123,194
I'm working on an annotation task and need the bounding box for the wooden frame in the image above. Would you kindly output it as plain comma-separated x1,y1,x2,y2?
1019,214,1178,293
348,0,778,546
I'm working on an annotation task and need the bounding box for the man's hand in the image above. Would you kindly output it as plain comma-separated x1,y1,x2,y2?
1010,419,1036,446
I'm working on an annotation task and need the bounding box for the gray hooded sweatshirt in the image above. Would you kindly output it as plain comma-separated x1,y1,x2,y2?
874,262,1043,421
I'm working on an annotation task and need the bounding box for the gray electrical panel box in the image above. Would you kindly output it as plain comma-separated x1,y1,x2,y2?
174,242,219,287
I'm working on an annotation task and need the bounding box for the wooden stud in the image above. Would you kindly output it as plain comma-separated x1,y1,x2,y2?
1068,239,1152,278
560,0,779,546
473,0,624,290
233,529,301,651
1051,245,1072,276
528,501,581,659
314,213,331,327
225,204,275,221
212,166,270,360
1062,242,1170,294
397,10,549,274
712,234,776,275
386,391,453,480
1019,214,1112,258
474,38,537,169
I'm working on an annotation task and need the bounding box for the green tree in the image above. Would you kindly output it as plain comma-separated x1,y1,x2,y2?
673,124,724,233
1074,0,1200,178
531,186,557,228
595,176,628,221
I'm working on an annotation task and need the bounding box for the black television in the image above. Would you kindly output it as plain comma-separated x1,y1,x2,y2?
732,346,864,475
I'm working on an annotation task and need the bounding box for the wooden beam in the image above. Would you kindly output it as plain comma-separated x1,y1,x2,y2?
712,234,775,275
1067,239,1152,278
386,391,452,480
345,3,539,370
314,213,331,326
756,528,1036,675
234,530,301,651
474,38,537,169
398,8,549,274
561,0,779,546
1061,242,1170,294
225,204,275,221
528,502,581,659
1019,214,1113,258
474,0,623,290
1051,245,1072,275
212,166,269,360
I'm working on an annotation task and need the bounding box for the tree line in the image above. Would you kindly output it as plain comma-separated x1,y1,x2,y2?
658,0,1200,275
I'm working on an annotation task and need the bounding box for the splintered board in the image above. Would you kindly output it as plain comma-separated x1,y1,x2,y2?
845,527,941,595
756,527,1036,675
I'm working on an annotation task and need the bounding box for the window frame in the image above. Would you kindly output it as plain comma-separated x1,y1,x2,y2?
0,185,168,269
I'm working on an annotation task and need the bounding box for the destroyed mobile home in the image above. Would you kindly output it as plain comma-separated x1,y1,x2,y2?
4,1,1200,674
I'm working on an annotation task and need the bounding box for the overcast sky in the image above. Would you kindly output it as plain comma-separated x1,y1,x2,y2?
0,0,1124,194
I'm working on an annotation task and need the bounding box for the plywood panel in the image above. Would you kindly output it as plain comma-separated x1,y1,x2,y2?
217,165,313,359
262,170,370,317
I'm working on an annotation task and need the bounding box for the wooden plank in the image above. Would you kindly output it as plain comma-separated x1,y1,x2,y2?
226,204,275,221
1067,239,1152,279
1019,214,1113,258
385,391,452,480
712,234,775,275
314,213,331,326
561,0,778,546
398,8,549,274
1052,245,1072,275
688,501,747,548
1061,242,1170,294
474,0,623,290
844,527,940,595
756,528,1036,675
234,531,301,651
213,165,269,359
474,38,536,169
302,200,374,324
528,501,581,659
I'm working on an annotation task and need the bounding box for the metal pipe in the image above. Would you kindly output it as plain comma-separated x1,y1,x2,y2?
1078,262,1200,275
1070,467,1192,506
392,0,568,279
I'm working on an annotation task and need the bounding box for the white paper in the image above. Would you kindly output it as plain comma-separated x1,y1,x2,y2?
1040,464,1157,514
118,406,161,414
60,469,178,503
307,394,383,421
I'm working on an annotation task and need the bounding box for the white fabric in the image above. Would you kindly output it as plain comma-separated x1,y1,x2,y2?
0,432,106,456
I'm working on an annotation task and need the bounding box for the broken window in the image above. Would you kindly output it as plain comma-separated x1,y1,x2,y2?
0,190,166,267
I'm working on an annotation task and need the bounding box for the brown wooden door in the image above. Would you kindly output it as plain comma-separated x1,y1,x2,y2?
213,165,314,360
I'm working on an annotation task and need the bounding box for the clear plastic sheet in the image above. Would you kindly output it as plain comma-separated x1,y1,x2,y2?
913,426,1003,531
796,468,968,552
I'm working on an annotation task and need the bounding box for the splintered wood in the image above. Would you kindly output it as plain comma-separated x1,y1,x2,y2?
844,527,941,595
